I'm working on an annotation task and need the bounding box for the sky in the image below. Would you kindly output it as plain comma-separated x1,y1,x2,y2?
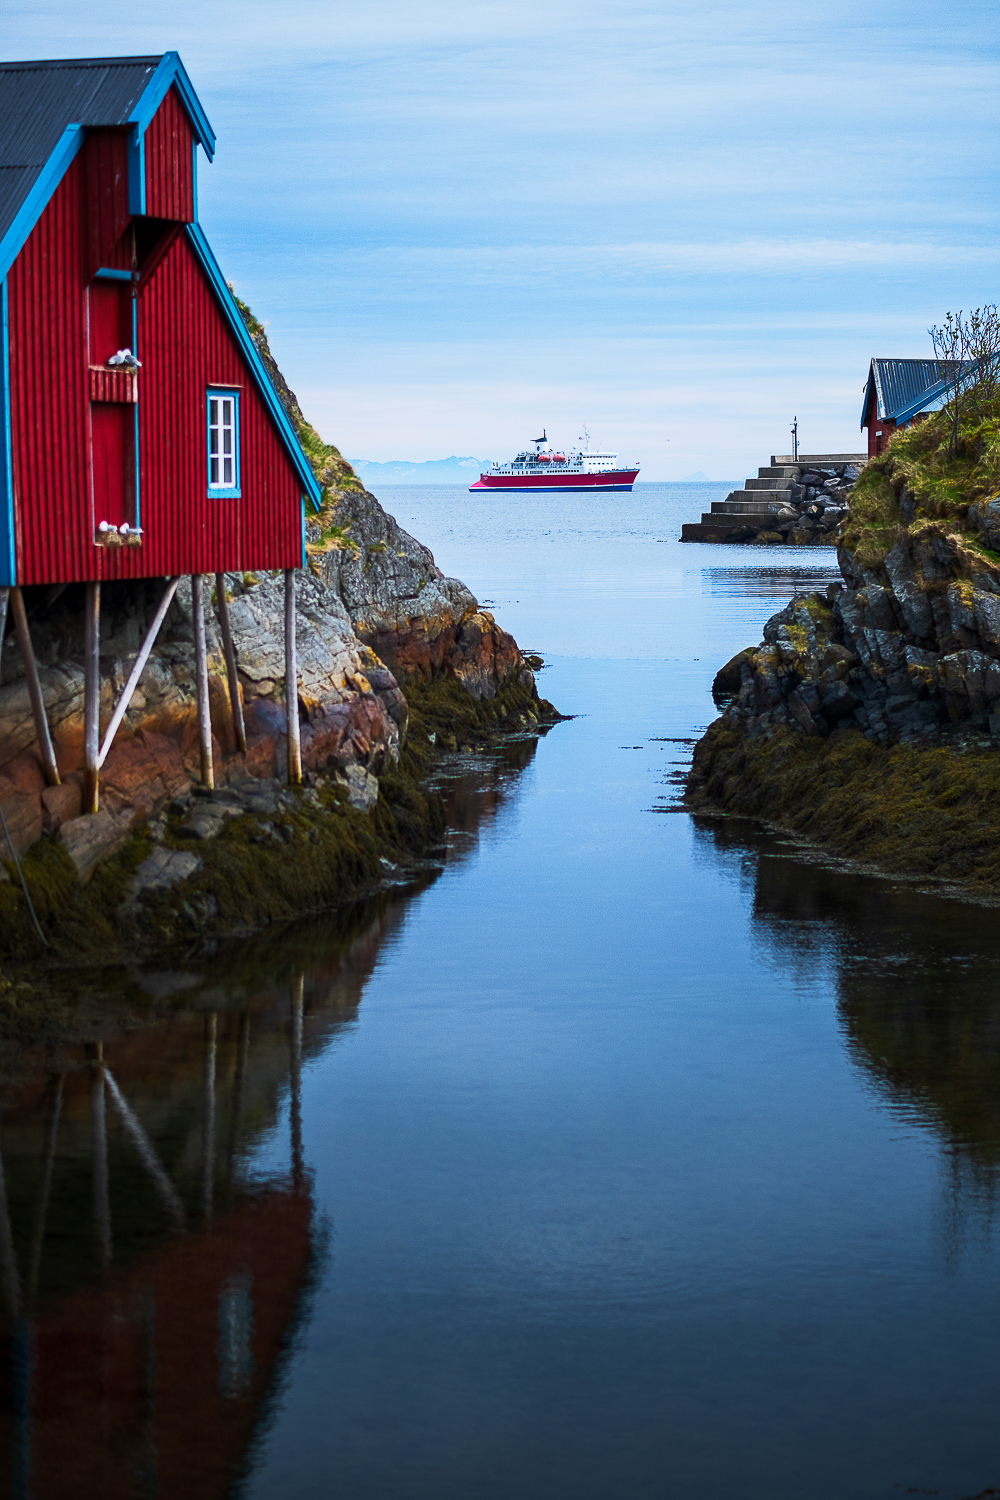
4,0,998,478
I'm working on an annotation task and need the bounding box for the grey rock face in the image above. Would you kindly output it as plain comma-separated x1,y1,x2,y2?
121,847,203,913
724,511,1000,745
319,487,533,700
335,762,380,810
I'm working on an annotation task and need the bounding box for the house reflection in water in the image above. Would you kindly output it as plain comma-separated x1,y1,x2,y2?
0,736,540,1496
693,812,1000,1220
0,920,371,1498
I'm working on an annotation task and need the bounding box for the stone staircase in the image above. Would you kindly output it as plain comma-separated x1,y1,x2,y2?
681,453,866,542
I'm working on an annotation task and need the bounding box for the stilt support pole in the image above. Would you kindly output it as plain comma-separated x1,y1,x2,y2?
284,568,301,786
215,572,246,754
10,587,60,787
191,574,214,790
98,577,180,769
83,582,101,813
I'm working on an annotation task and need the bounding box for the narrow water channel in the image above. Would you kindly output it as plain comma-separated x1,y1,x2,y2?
4,484,1000,1499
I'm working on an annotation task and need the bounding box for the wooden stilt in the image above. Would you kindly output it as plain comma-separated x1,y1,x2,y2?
10,587,60,787
0,586,8,686
98,576,180,768
284,568,301,786
191,574,214,789
215,572,246,753
83,581,101,813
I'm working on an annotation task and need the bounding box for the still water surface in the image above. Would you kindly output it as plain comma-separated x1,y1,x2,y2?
4,484,1000,1498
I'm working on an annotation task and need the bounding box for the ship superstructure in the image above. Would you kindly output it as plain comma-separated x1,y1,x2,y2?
470,430,640,492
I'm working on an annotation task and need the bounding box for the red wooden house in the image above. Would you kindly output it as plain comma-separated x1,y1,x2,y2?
860,358,963,457
0,54,321,810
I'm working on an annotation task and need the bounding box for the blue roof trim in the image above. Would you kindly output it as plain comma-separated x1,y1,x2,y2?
128,51,216,160
128,124,146,215
0,123,85,282
893,361,981,426
185,224,322,511
893,378,953,426
0,279,15,586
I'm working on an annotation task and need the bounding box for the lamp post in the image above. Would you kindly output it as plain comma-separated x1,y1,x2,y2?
790,416,799,462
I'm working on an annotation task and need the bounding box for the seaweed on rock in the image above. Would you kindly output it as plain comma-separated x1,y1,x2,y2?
688,400,1000,895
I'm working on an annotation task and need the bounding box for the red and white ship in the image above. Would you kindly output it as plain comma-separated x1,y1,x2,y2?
469,430,640,492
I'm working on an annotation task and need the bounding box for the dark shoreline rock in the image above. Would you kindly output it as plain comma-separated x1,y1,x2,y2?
0,672,561,984
687,406,1000,895
686,720,1000,900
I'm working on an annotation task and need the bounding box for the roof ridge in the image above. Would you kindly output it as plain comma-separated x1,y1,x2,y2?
0,55,163,70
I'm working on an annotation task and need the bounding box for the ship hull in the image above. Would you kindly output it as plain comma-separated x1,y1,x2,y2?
470,468,640,493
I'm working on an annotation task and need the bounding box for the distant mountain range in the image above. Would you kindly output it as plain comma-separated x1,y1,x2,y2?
348,456,487,485
349,458,719,485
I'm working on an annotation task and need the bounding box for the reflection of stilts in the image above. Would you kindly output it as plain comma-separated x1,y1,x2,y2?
226,1011,251,1186
26,1074,64,1309
203,1013,217,1221
103,1069,186,1230
0,1124,30,1500
0,1126,22,1321
89,1046,112,1267
290,975,304,1188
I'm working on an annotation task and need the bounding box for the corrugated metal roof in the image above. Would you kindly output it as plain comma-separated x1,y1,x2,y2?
861,358,962,426
0,57,161,243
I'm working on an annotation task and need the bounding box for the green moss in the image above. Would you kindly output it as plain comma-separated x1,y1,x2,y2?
687,720,1000,892
0,828,155,965
0,673,562,976
844,402,1000,566
802,597,833,624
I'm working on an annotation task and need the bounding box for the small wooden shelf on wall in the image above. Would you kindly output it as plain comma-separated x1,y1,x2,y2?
88,366,138,403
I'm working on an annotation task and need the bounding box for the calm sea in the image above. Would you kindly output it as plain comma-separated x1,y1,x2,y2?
4,483,1000,1500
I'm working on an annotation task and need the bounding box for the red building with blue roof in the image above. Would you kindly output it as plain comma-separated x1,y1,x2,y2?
0,52,321,586
0,55,320,805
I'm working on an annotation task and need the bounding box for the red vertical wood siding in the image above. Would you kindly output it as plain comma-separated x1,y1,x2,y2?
82,130,130,278
111,229,304,581
144,87,195,222
88,279,129,364
7,158,92,583
8,153,306,585
100,229,134,272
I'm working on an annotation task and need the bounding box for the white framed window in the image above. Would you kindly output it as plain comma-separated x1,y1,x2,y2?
207,389,241,497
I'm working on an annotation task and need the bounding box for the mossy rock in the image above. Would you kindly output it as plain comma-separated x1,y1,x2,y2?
687,719,1000,893
0,671,561,977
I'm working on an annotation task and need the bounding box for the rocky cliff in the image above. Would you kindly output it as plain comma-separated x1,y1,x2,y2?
687,405,1000,893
